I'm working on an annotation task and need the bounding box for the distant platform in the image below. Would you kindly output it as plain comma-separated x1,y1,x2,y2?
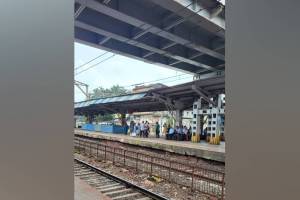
74,129,225,163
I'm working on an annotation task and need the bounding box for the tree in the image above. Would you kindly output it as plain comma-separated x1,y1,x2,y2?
89,85,128,99
95,114,114,123
89,85,129,123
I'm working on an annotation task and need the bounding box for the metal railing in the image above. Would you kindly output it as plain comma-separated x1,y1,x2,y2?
74,136,225,199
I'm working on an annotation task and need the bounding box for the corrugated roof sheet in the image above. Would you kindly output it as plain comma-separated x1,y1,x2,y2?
74,93,147,109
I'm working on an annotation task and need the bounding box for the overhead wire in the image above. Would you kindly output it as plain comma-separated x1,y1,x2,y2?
75,54,115,76
123,73,192,88
75,51,110,71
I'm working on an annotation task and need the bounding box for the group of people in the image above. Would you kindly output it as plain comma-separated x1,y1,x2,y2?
129,121,160,138
128,120,192,141
164,124,192,141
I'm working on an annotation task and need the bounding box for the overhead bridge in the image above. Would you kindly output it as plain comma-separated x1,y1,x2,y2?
74,76,224,115
74,0,225,76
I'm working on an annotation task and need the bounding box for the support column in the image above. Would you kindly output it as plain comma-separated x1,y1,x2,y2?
208,94,223,145
120,113,129,135
192,98,202,142
175,109,183,127
120,113,126,126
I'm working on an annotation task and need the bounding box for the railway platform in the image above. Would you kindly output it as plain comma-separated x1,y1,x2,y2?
74,129,225,162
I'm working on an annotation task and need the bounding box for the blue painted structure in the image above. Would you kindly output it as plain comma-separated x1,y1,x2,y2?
82,123,95,131
81,123,128,134
100,124,128,134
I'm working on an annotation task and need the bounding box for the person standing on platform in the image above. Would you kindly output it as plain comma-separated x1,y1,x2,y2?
183,126,188,140
140,121,145,138
162,123,167,136
129,121,134,135
133,122,140,137
167,126,175,140
155,122,160,138
145,121,149,138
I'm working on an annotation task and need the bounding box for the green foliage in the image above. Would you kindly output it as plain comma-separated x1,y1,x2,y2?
88,85,129,123
94,114,114,123
82,116,88,123
164,114,175,127
89,85,128,99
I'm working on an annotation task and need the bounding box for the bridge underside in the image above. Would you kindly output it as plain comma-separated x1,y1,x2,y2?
74,0,225,76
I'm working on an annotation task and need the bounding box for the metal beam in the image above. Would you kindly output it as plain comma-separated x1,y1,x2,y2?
75,0,224,61
151,92,186,110
75,4,85,19
203,84,225,91
101,105,118,113
149,0,225,38
151,92,176,109
98,36,111,45
191,84,215,105
210,4,224,19
170,44,224,66
75,21,217,71
75,38,195,75
161,42,177,50
102,0,111,4
143,52,155,58
74,80,89,100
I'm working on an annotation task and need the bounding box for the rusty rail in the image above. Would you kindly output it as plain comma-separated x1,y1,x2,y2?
74,136,225,199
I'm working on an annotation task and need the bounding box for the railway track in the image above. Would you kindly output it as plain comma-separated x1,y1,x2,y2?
74,158,169,200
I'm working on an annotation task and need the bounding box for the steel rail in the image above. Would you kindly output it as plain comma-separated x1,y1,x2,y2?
75,158,169,200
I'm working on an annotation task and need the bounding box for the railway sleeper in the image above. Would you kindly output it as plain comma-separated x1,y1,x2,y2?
100,185,126,193
111,192,141,200
75,172,95,176
93,180,116,187
97,183,120,190
80,176,106,181
105,188,133,197
134,197,152,200
87,179,111,185
82,176,107,181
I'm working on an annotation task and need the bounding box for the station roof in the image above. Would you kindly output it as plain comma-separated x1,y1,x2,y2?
74,0,225,75
74,75,224,115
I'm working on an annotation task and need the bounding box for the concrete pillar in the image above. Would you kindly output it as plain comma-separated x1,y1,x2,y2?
175,109,183,127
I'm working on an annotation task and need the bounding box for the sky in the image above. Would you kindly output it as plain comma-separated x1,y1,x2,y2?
74,42,194,102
